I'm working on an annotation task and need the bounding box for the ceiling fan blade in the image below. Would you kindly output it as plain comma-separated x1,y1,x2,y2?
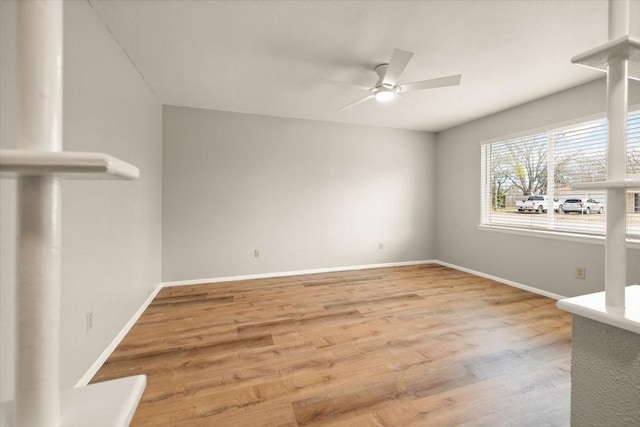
338,94,375,111
382,49,414,86
320,79,372,92
399,74,462,92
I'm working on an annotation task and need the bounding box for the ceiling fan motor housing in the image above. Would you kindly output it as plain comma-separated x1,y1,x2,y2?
373,64,401,93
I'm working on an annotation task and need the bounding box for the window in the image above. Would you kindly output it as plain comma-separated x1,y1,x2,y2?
481,111,640,239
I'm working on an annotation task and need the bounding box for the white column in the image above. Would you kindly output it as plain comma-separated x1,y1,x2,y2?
605,58,628,310
605,0,629,310
608,0,629,40
15,1,64,426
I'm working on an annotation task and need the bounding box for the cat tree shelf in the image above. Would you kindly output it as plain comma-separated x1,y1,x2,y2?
1,375,146,427
571,178,640,191
0,149,140,180
557,285,640,335
571,35,640,80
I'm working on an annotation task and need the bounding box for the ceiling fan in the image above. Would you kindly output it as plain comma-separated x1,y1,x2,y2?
323,48,461,111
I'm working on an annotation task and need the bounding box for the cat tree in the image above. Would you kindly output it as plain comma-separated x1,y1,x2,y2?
0,1,146,425
557,0,639,424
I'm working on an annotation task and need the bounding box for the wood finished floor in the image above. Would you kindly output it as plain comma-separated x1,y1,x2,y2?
92,264,572,426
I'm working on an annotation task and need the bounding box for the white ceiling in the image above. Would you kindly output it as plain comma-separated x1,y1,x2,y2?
88,0,607,132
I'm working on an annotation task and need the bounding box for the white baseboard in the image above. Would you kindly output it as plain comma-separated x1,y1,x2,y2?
434,260,566,300
74,283,163,387
161,259,437,287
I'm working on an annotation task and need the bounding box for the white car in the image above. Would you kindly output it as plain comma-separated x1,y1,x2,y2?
518,195,562,213
562,198,604,214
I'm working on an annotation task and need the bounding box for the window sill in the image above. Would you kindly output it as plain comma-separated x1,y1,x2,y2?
477,224,640,249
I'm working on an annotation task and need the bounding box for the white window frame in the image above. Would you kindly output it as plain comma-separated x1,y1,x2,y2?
479,107,640,247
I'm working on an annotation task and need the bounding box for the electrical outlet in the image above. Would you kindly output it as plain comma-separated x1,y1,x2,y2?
254,249,260,258
379,242,384,250
575,267,586,280
86,312,93,332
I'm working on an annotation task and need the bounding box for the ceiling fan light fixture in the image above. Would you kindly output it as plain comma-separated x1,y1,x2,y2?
375,90,394,102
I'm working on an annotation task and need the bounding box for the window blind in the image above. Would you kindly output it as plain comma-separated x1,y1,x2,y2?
481,111,640,239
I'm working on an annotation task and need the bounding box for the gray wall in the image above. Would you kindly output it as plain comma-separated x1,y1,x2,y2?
571,316,640,426
0,0,162,400
435,79,640,298
162,106,436,282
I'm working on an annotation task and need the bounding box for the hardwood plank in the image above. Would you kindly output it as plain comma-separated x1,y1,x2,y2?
92,264,571,426
292,382,403,425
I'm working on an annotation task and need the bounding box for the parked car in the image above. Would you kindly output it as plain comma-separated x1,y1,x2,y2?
518,195,562,213
562,198,604,214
